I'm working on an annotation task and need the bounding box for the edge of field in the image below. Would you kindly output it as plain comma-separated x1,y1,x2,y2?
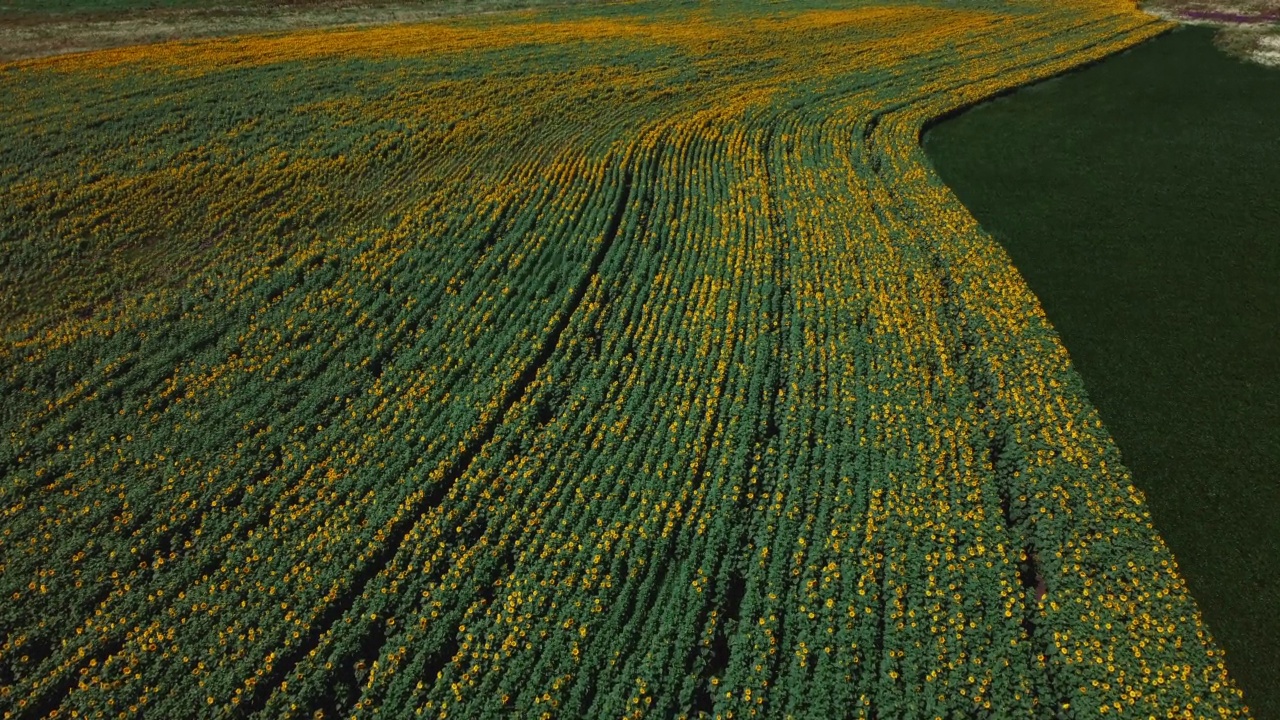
1138,0,1280,65
0,0,599,62
921,24,1280,719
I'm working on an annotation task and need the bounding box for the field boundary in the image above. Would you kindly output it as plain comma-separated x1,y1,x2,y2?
0,0,599,62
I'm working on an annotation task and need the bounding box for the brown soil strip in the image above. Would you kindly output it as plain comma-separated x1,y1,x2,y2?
0,0,582,63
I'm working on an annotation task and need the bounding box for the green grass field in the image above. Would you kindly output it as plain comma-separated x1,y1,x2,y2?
924,25,1280,719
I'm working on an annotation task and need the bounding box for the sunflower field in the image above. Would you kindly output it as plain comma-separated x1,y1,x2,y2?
0,0,1251,717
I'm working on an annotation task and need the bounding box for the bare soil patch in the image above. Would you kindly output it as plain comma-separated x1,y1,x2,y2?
1141,0,1280,65
0,0,575,62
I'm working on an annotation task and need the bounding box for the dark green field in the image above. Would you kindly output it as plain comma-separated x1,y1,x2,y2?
924,25,1280,718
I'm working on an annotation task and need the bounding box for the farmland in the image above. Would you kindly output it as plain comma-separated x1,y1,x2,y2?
0,1,1252,718
924,26,1280,718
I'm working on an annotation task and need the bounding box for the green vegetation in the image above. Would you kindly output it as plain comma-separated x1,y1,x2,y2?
0,3,1254,718
924,25,1280,719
